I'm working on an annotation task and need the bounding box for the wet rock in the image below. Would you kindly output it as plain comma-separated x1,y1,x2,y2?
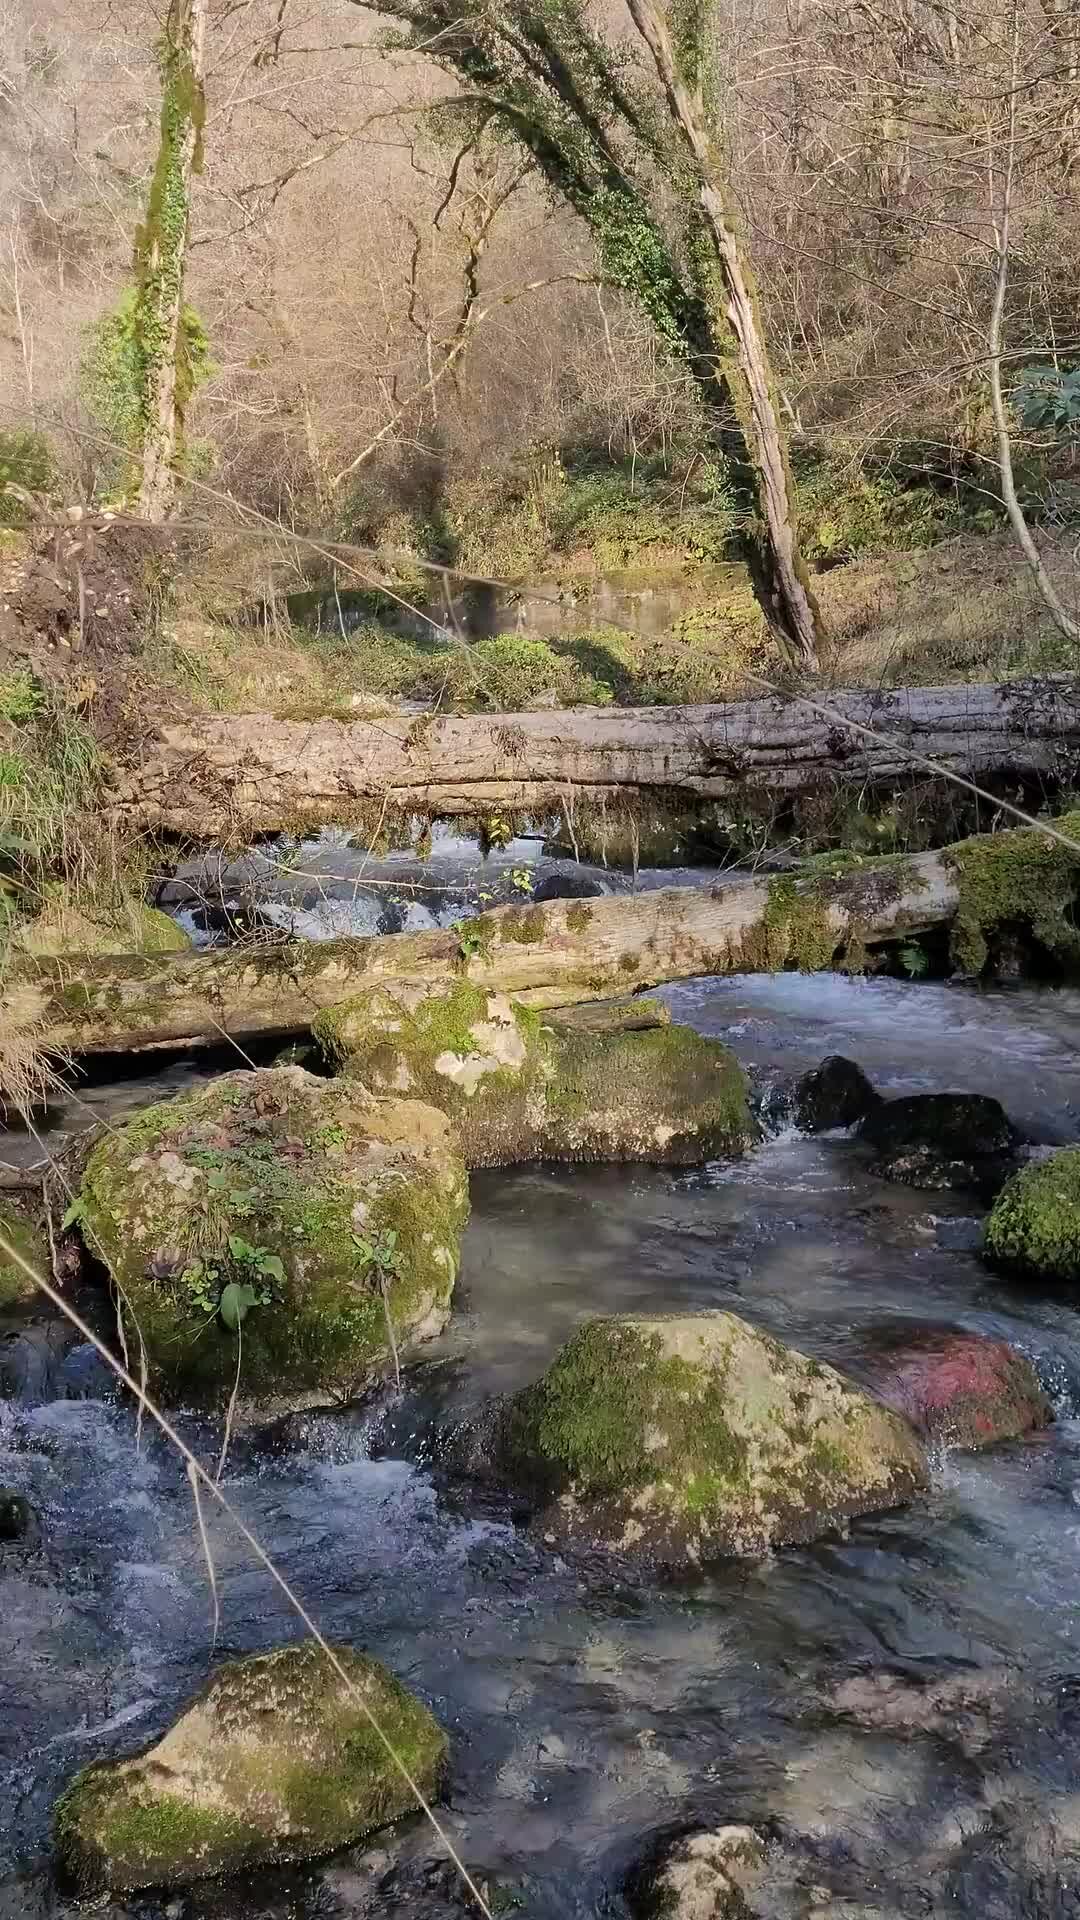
498,1310,928,1569
315,978,754,1170
74,1067,469,1406
828,1665,1017,1753
852,1325,1052,1451
0,1320,78,1404
984,1146,1080,1285
794,1056,880,1134
532,871,604,903
54,1641,447,1895
859,1093,1021,1193
629,1825,769,1918
0,1486,37,1543
0,1198,47,1314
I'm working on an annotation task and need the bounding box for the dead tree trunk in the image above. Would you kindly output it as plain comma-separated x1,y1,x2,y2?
109,679,1080,840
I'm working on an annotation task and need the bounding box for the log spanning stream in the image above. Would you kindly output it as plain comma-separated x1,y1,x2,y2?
4,839,1080,1918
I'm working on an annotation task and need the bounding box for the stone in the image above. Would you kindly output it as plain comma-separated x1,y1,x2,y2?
532,872,604,903
629,1826,768,1919
794,1056,880,1134
75,1066,469,1405
0,1197,46,1312
314,979,754,1170
0,1487,37,1543
499,1310,928,1568
54,1641,447,1894
859,1093,1021,1194
984,1146,1080,1285
850,1325,1052,1451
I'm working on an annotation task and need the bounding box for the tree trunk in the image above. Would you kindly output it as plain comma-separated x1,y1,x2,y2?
109,680,1080,840
134,0,207,522
623,0,826,674
0,848,968,1058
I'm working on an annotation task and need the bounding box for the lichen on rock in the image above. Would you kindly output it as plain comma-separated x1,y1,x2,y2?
498,1310,928,1568
54,1641,447,1894
984,1146,1080,1285
314,979,754,1169
0,1197,46,1312
74,1066,469,1404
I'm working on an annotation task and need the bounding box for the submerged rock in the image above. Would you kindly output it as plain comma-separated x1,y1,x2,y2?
0,1486,37,1543
0,1197,46,1313
984,1146,1080,1285
54,1641,447,1894
498,1311,928,1568
314,979,754,1169
629,1825,769,1919
859,1092,1020,1193
793,1055,881,1134
75,1067,469,1405
851,1325,1052,1451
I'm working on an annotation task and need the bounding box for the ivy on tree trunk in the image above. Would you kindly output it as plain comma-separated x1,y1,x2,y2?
133,0,207,522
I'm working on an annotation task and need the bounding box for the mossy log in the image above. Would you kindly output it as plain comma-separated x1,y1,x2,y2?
5,815,1079,1058
110,679,1080,838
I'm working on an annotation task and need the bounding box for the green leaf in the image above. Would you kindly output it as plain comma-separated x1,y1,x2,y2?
61,1197,86,1231
258,1253,286,1284
219,1280,259,1331
227,1234,256,1262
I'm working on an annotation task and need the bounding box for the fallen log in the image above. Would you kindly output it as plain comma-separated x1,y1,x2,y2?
111,679,1080,839
6,816,1077,1062
0,848,961,1057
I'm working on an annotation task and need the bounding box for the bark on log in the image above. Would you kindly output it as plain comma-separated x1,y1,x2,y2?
4,849,960,1057
112,679,1080,838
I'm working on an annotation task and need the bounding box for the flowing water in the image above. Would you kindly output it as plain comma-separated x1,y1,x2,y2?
5,903,1080,1916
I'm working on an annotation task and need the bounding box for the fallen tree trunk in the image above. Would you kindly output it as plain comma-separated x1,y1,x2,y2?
2,848,963,1057
112,679,1080,839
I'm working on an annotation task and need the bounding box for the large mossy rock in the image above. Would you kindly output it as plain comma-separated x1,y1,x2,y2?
0,1197,46,1313
76,1067,469,1404
54,1642,447,1894
313,980,754,1168
500,1311,928,1568
985,1147,1080,1284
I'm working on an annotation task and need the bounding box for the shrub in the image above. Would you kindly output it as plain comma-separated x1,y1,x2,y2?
0,430,55,526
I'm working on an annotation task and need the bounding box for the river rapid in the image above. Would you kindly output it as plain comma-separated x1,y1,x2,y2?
4,844,1080,1920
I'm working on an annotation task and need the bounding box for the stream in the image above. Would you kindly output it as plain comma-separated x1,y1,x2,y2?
4,848,1080,1918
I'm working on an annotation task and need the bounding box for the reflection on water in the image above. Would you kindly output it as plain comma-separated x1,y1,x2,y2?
3,972,1080,1917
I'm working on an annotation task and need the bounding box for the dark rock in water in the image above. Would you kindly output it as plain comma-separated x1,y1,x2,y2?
628,1825,769,1919
270,1038,320,1071
794,1055,881,1134
849,1325,1052,1451
532,871,604,902
860,1093,1021,1194
0,1487,37,1543
0,1321,78,1405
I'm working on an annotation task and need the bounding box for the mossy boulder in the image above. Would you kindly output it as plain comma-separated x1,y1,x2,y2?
499,1311,928,1568
0,1197,46,1313
74,1066,469,1405
14,899,191,957
313,980,754,1169
54,1641,447,1894
984,1147,1080,1285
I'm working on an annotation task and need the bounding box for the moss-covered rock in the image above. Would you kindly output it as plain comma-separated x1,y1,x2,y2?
75,1066,469,1405
54,1641,447,1894
14,899,191,957
0,1197,46,1313
984,1147,1080,1284
499,1311,928,1568
944,811,1080,977
313,980,754,1169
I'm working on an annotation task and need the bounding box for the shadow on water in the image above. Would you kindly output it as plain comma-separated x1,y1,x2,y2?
5,969,1080,1916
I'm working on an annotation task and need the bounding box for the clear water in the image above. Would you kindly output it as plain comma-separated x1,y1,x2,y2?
5,970,1080,1919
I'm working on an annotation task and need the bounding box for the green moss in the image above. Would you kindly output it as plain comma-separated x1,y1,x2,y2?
0,1198,46,1311
566,901,594,932
55,1643,447,1894
944,812,1080,975
499,906,546,944
75,1068,468,1403
985,1147,1080,1283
